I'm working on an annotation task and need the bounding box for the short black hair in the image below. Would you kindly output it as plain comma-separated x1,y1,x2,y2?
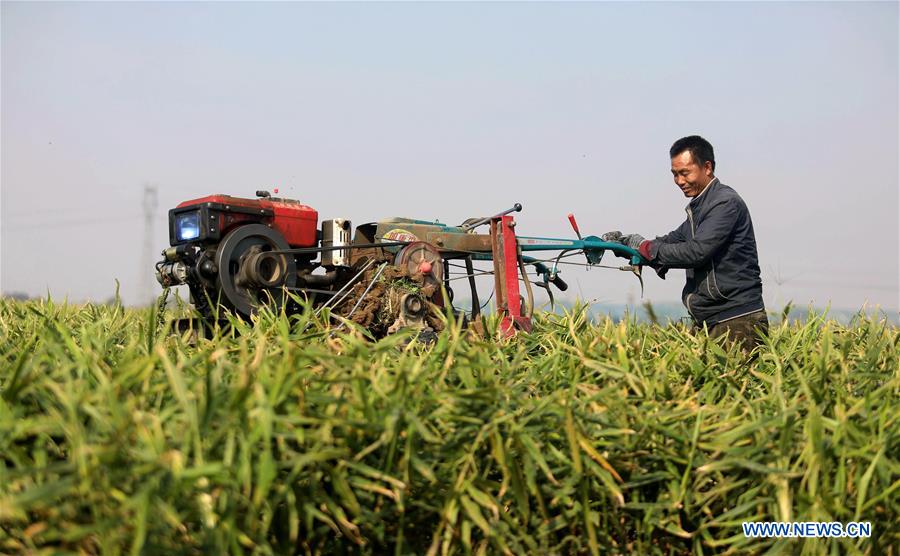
670,135,715,172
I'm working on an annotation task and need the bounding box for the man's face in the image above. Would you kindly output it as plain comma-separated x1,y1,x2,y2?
670,150,713,198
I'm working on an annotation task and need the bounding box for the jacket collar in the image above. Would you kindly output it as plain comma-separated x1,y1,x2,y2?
687,177,719,210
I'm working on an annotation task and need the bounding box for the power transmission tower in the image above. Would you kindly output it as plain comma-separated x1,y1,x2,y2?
141,184,159,305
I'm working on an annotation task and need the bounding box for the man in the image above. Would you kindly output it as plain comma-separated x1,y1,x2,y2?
604,136,768,351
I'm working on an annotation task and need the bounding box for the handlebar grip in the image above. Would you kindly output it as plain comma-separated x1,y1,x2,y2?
552,274,569,292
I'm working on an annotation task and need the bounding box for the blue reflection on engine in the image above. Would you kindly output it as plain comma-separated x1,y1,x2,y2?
176,211,201,241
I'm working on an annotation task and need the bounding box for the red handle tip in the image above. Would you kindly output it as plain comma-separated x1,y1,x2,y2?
567,213,580,233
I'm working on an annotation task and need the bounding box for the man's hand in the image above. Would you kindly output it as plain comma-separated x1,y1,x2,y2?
621,234,645,250
601,231,624,243
602,231,644,250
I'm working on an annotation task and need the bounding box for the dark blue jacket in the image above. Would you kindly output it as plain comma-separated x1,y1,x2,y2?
647,178,765,326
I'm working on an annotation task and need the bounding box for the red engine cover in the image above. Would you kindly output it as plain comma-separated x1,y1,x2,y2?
177,194,318,247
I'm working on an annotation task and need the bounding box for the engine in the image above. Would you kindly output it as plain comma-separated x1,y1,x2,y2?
156,191,446,338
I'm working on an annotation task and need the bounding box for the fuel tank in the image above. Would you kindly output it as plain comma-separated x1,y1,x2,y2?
171,194,318,247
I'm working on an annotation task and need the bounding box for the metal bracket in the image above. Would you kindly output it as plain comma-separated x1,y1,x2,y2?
491,215,532,337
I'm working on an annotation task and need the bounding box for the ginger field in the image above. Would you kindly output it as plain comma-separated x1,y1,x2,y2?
0,297,897,555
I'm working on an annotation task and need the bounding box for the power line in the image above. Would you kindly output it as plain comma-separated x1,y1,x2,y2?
1,215,142,231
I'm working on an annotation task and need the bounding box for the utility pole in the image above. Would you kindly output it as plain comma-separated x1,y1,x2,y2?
141,184,158,305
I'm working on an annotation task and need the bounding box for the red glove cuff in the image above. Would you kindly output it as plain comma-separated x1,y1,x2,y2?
638,240,653,260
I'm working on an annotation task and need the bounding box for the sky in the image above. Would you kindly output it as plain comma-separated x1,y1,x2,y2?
2,1,898,314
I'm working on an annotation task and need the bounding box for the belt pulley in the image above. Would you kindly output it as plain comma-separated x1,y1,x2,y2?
214,224,296,317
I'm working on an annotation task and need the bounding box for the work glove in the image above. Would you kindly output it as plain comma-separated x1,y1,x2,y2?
621,234,646,250
601,231,624,243
602,231,645,250
604,231,660,271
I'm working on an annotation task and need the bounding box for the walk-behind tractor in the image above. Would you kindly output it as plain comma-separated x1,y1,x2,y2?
156,191,647,338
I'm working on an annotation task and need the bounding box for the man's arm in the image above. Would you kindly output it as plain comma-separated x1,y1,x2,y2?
654,220,690,244
603,220,689,249
643,200,738,268
631,220,690,279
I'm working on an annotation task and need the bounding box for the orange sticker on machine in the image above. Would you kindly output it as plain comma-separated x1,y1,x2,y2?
383,228,419,242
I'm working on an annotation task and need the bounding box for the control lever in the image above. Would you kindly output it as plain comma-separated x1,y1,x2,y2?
461,203,523,231
567,213,582,240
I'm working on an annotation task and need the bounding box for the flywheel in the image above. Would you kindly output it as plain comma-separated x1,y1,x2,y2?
214,224,296,317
